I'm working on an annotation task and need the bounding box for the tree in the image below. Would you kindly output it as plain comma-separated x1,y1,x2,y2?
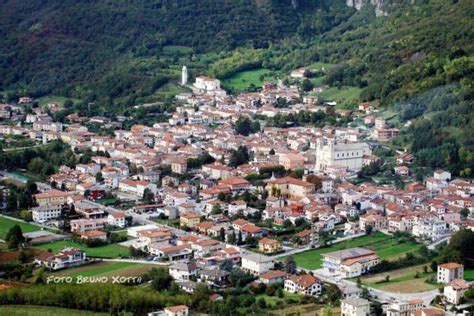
460,208,469,219
257,297,267,309
325,284,342,303
237,230,243,245
430,260,438,272
365,225,373,235
228,230,236,244
95,172,103,183
6,224,24,249
212,204,222,215
229,146,250,167
142,188,155,204
301,79,314,92
306,174,322,190
148,267,173,291
235,117,259,136
440,229,474,268
219,227,226,241
284,255,297,274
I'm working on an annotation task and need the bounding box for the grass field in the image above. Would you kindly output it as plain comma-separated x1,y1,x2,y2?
310,76,326,87
464,269,474,281
37,95,81,108
0,305,116,316
35,240,128,258
162,45,194,55
47,261,156,281
307,62,335,71
358,264,438,293
222,68,275,91
255,292,301,308
293,232,422,270
0,216,43,239
318,86,362,109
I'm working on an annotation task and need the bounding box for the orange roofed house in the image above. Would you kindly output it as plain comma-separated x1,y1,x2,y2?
284,274,322,296
437,262,464,283
180,212,202,228
258,237,282,254
34,189,72,206
266,177,315,198
163,305,189,316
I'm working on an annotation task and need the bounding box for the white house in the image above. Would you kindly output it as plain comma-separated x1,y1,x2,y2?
107,212,127,228
284,274,322,296
437,263,464,283
32,204,63,223
241,253,275,276
341,297,371,316
35,248,86,270
444,279,470,305
169,261,199,281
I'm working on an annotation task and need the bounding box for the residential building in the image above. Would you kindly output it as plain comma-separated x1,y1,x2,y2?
267,176,315,198
169,261,199,281
32,204,63,223
180,212,201,228
241,253,275,276
70,218,105,233
34,189,71,206
444,279,470,305
284,274,322,296
259,270,288,285
341,297,371,316
35,248,86,270
322,247,380,278
437,263,464,283
163,305,189,316
386,299,423,316
258,237,282,254
107,212,127,228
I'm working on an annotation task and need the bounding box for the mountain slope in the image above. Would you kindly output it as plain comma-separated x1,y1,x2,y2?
0,0,354,97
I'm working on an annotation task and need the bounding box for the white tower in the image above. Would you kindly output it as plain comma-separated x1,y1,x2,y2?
181,65,188,86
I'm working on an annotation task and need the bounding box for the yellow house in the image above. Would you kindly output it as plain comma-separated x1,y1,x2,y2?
34,189,72,206
258,237,282,254
180,212,202,229
267,177,315,198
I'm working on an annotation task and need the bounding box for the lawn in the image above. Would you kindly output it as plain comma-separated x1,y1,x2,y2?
0,216,43,239
307,62,335,71
464,269,474,281
318,86,362,109
255,292,301,308
162,45,194,55
222,68,275,91
35,240,128,258
293,232,422,270
358,264,438,292
47,261,156,281
0,305,116,316
37,95,81,108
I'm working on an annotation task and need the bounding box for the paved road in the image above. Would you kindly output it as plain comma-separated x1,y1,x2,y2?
102,258,170,266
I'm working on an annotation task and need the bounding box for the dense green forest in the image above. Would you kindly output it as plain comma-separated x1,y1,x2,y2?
0,0,352,102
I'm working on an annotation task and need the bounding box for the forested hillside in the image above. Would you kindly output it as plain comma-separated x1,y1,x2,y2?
0,0,353,99
0,0,472,174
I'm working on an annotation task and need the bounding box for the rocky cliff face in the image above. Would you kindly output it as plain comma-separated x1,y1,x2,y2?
346,0,389,16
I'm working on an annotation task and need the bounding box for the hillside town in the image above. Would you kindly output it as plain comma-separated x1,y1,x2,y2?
0,70,473,316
